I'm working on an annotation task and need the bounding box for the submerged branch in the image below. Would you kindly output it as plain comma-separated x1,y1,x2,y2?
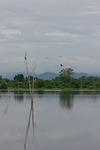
24,101,35,150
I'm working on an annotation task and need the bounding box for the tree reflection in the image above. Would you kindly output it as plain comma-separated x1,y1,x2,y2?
59,91,74,109
24,100,36,150
0,93,2,100
3,87,10,115
3,95,10,115
14,91,24,102
24,53,36,150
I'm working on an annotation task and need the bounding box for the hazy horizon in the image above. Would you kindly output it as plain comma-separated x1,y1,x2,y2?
1,70,99,80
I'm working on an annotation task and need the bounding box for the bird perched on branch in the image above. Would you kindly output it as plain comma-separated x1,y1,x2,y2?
24,52,27,60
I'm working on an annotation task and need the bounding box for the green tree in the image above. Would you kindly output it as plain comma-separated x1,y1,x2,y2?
59,68,74,82
0,75,2,81
0,81,7,89
14,74,24,82
38,80,44,88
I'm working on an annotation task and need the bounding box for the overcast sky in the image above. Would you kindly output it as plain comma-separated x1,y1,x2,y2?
0,0,100,75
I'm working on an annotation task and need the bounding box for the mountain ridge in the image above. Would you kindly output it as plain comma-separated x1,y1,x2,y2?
1,71,99,80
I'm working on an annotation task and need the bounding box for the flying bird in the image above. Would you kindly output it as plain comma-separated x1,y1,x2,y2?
60,64,63,67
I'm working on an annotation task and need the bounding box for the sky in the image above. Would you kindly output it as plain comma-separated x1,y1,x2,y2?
0,0,100,75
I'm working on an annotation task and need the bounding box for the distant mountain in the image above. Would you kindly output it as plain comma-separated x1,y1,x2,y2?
37,72,59,80
1,72,15,80
37,72,89,80
1,71,59,80
1,71,100,80
73,72,89,79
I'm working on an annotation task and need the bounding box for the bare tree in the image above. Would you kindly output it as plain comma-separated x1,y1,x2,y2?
24,53,36,150
24,52,36,103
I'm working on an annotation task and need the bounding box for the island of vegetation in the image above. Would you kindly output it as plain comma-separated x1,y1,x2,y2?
0,68,100,90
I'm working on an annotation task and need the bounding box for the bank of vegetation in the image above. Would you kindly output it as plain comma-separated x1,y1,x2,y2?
0,68,100,90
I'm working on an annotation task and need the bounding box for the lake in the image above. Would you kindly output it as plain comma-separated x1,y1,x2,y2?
0,90,100,150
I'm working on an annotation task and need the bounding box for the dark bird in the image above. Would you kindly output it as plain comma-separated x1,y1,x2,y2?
60,64,63,67
24,52,27,60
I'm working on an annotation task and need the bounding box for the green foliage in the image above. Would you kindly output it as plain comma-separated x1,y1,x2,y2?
1,72,100,90
14,74,24,82
0,75,2,81
0,81,7,89
95,82,100,88
59,68,74,82
38,80,44,88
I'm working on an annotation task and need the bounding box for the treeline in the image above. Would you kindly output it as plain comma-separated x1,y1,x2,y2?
0,74,100,90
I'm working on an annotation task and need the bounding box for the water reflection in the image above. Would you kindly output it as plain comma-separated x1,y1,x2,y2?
14,91,24,102
1,90,100,150
59,91,74,109
3,89,11,115
0,93,2,100
24,100,36,150
35,90,44,98
35,90,45,95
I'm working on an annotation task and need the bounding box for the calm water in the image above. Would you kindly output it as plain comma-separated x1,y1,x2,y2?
0,90,100,150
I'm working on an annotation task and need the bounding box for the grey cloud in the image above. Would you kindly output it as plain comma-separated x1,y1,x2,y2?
0,0,100,74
